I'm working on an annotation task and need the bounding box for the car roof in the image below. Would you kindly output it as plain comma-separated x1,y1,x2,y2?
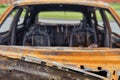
14,0,110,8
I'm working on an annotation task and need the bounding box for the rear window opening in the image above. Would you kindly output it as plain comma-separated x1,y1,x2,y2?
7,4,108,47
37,11,83,24
0,4,120,48
39,11,83,20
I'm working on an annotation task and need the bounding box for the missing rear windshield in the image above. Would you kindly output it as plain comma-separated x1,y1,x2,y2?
39,11,83,19
1,4,119,48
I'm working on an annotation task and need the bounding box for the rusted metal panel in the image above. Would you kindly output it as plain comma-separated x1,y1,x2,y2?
0,46,119,79
0,0,120,80
0,52,105,80
15,0,109,8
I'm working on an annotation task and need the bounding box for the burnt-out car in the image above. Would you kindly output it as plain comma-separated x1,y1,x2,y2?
0,0,120,80
0,0,120,48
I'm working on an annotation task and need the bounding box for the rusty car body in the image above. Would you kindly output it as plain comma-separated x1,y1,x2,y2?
0,0,120,80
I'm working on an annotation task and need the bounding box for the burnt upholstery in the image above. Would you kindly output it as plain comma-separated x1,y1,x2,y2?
23,24,50,46
69,21,97,47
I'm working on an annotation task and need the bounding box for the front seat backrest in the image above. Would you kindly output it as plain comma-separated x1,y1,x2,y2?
23,24,50,46
70,21,97,47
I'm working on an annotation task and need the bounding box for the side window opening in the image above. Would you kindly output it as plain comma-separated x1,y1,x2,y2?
17,8,28,26
95,10,104,28
0,8,19,33
16,8,29,32
104,10,120,48
15,7,29,45
94,9,105,47
105,10,120,35
93,9,112,47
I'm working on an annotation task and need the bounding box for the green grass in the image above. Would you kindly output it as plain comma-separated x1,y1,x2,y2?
0,4,9,16
111,3,120,10
0,7,8,16
110,3,120,15
39,11,83,19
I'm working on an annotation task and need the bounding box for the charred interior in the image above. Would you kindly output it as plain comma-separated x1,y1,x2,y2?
1,4,120,47
0,2,120,80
